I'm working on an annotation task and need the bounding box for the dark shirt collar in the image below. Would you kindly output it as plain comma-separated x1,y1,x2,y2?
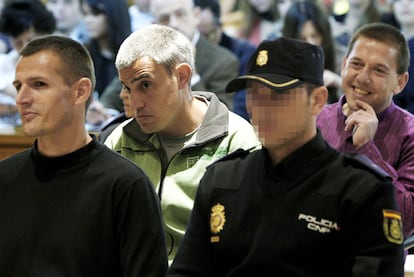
263,131,328,180
31,135,98,172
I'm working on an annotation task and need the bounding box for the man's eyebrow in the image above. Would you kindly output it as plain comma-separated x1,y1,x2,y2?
130,73,152,84
374,63,390,72
12,77,44,87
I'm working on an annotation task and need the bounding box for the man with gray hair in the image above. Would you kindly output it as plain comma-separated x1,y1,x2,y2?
150,0,239,109
105,24,260,262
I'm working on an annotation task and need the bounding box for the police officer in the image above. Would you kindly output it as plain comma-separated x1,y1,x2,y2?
168,37,404,276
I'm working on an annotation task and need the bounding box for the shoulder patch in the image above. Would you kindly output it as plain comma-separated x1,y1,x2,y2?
383,209,403,245
344,153,390,179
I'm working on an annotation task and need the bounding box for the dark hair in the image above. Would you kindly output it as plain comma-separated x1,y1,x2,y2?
0,0,56,38
20,35,96,108
305,83,321,95
83,0,131,54
194,0,221,25
243,0,280,39
282,0,335,74
356,0,380,31
347,22,409,74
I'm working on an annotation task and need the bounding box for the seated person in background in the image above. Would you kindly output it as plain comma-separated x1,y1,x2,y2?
241,0,281,46
46,0,89,44
0,34,12,54
331,0,381,47
217,0,249,37
317,22,414,238
0,0,56,126
195,0,256,121
99,76,125,115
104,24,260,263
82,0,131,130
129,0,154,31
392,0,414,115
82,0,130,98
150,0,240,110
169,36,404,277
99,84,133,142
282,0,344,104
0,35,167,276
0,0,10,54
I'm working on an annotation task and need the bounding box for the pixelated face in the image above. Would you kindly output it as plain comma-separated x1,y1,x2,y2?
47,0,82,33
118,56,184,135
393,0,414,27
341,36,404,113
151,0,199,41
14,50,78,137
246,81,314,149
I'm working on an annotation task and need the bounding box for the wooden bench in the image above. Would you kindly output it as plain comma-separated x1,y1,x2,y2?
0,128,35,160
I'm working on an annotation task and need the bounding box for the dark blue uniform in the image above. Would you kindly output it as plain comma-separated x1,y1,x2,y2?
169,133,404,276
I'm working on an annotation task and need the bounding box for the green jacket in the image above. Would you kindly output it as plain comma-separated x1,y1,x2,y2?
105,92,260,261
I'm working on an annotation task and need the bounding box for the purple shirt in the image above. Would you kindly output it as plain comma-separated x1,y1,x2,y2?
317,96,414,237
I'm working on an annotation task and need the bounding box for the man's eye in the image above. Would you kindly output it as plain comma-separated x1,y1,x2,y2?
141,81,151,89
159,15,170,24
175,10,186,18
350,61,362,67
122,85,130,93
375,68,387,75
34,81,46,87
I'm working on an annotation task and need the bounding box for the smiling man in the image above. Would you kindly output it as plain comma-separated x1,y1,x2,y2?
317,22,414,238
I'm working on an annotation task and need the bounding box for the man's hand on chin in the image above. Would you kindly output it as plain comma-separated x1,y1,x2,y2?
344,99,379,148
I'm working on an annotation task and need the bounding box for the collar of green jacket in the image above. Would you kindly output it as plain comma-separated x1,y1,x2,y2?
123,91,230,145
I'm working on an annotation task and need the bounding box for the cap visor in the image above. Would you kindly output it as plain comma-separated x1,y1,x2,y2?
225,78,247,92
226,74,303,93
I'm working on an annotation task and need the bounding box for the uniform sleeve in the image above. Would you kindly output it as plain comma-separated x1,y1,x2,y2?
168,173,214,277
116,174,168,277
357,140,414,238
344,179,404,276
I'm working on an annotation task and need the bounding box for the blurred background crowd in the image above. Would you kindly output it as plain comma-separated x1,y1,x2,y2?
0,0,413,131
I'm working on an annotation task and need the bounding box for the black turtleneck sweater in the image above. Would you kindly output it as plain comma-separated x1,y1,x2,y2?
0,137,167,276
169,132,404,277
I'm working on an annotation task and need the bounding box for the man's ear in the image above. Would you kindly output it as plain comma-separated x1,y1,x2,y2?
393,72,409,95
311,86,328,116
74,77,92,105
176,63,192,89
